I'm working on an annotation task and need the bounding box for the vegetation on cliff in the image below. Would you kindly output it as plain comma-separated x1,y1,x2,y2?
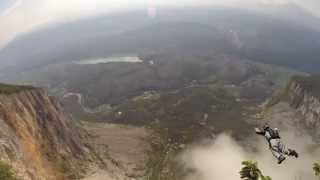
0,83,34,95
0,161,18,180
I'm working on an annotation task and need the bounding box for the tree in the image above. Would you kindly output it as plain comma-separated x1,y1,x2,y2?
240,161,272,180
260,175,272,180
313,162,320,178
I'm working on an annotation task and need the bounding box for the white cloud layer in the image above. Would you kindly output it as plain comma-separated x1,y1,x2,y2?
0,0,319,48
181,132,319,180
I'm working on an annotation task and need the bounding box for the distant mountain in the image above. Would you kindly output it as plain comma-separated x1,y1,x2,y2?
1,7,320,74
254,3,320,30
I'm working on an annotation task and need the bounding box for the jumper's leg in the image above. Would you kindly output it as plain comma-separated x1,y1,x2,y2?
276,140,299,158
270,139,286,164
270,147,286,164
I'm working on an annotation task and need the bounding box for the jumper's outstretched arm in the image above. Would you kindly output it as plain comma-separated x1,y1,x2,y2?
255,128,265,136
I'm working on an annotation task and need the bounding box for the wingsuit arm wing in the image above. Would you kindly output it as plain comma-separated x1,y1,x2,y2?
255,128,265,136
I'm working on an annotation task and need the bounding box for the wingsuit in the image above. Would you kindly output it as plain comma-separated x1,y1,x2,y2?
255,124,299,164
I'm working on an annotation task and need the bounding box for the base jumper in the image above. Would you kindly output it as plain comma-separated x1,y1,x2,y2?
255,124,299,164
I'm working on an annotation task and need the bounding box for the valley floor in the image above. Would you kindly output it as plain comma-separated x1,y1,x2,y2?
81,121,152,180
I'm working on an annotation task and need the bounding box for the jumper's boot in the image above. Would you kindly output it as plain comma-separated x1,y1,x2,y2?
288,149,299,158
278,155,286,164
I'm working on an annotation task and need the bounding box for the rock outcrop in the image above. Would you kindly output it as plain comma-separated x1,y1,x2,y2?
0,87,93,179
283,76,320,136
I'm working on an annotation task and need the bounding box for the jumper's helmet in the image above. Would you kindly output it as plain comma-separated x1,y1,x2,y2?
263,123,270,131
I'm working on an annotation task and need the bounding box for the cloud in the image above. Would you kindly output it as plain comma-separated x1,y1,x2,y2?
180,132,319,180
0,0,319,48
181,134,247,180
0,0,23,16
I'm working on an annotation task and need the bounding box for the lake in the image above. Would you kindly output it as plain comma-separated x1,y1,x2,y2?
74,56,143,65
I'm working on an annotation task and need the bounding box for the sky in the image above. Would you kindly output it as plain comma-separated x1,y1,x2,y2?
0,0,320,48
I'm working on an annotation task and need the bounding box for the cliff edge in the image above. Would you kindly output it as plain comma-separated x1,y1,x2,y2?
0,85,93,179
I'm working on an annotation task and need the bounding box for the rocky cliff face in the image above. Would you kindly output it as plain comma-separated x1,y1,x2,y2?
286,76,320,136
0,88,93,180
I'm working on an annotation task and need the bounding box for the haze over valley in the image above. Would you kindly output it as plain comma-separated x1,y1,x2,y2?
0,1,320,180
